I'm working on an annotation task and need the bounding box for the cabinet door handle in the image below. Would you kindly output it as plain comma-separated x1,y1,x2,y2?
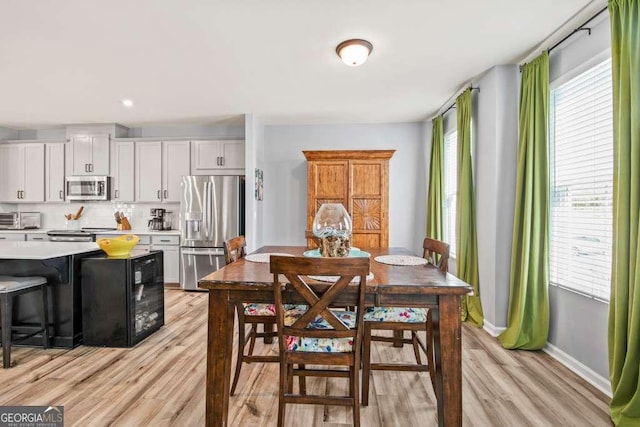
115,189,119,199
32,237,43,241
0,237,5,240
85,164,88,172
59,190,64,199
216,156,220,166
221,156,224,166
90,163,93,172
160,239,170,242
164,190,168,199
157,190,162,199
16,190,20,199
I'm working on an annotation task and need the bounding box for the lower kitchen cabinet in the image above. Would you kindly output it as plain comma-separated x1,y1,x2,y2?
151,235,180,284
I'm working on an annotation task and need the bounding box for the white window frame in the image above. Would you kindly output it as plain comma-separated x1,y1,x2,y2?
443,130,458,258
548,57,613,302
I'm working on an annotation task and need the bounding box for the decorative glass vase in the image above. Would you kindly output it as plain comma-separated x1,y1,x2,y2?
312,203,352,257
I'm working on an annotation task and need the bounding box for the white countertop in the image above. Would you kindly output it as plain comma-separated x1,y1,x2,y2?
0,241,101,259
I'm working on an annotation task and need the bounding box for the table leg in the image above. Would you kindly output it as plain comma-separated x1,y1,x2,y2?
264,323,275,344
432,295,462,427
205,289,235,427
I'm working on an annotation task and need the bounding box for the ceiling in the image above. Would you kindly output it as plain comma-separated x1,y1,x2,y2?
0,0,596,129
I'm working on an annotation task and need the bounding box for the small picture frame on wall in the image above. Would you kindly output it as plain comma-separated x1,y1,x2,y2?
255,168,264,201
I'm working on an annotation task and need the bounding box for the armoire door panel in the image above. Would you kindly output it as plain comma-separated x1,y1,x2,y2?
351,199,382,231
350,163,383,196
352,233,381,249
313,162,348,198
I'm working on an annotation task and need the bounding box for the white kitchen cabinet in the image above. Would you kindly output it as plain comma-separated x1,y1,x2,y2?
69,133,110,175
0,233,26,241
190,140,244,174
112,140,135,202
0,143,45,202
151,235,180,284
45,143,66,202
162,141,190,202
135,140,189,202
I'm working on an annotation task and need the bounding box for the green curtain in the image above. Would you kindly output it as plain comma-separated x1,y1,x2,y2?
608,0,640,424
456,89,484,327
427,116,444,241
498,51,549,350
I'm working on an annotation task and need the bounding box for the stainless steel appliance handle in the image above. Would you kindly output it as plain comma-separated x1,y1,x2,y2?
203,181,211,241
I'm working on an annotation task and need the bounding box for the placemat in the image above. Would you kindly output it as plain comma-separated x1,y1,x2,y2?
374,255,427,266
244,253,294,263
307,272,375,283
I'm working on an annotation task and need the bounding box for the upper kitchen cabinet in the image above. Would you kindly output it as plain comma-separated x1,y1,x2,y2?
135,140,190,202
304,150,394,248
190,140,244,175
0,143,45,202
68,134,110,175
111,140,135,202
45,143,66,202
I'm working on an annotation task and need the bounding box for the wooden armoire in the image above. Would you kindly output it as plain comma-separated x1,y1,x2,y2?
304,150,395,248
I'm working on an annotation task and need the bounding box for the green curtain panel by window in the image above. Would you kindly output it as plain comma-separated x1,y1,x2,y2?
427,115,444,241
455,89,484,327
498,52,549,350
608,0,640,424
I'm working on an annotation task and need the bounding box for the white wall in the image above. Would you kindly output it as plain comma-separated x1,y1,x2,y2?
244,114,265,252
263,123,426,252
474,65,519,330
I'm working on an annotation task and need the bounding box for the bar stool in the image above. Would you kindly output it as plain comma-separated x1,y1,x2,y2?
0,276,50,369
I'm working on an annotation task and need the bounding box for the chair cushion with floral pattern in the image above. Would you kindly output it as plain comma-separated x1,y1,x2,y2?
363,307,428,323
243,303,307,316
284,308,357,353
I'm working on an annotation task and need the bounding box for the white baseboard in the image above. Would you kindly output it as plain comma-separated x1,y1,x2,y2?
543,342,612,398
482,320,506,337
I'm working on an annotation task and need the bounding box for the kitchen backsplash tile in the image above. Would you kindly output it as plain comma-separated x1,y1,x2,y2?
2,202,179,230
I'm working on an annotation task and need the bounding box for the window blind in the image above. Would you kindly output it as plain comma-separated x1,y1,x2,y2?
549,58,613,301
444,131,458,257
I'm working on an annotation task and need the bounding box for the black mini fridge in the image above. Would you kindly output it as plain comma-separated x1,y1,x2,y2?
81,250,165,347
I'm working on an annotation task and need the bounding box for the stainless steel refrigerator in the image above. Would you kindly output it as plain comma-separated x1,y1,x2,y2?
179,175,245,290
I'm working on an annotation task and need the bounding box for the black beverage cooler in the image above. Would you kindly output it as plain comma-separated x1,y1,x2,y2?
81,250,165,347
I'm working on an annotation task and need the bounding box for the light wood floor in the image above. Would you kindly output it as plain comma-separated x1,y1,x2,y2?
0,289,611,426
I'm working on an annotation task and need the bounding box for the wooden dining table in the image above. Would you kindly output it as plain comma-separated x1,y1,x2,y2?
198,246,473,427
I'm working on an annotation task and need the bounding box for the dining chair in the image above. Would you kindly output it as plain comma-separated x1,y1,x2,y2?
361,237,450,405
270,255,370,427
224,236,279,396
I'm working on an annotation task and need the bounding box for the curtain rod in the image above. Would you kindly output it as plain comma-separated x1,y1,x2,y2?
440,87,480,116
547,5,608,54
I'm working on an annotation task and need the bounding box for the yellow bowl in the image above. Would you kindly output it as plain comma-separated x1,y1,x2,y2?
96,234,140,257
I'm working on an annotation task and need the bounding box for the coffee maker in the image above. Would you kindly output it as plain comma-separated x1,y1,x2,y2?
148,208,166,231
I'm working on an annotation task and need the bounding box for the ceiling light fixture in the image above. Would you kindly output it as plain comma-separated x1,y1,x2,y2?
121,98,134,108
336,39,373,67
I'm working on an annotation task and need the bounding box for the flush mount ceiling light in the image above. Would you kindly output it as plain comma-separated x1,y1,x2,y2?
336,39,373,67
121,98,134,108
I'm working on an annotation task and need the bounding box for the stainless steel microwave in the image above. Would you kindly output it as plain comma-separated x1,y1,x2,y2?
65,176,111,201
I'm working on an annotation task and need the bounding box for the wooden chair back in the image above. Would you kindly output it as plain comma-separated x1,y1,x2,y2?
422,237,450,273
270,256,370,354
224,236,247,265
304,230,320,248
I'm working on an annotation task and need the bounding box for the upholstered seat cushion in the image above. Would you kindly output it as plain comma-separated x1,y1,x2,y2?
0,276,47,294
243,303,307,316
284,308,356,353
363,306,428,323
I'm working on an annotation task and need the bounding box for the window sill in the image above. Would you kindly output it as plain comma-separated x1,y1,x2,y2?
549,282,609,304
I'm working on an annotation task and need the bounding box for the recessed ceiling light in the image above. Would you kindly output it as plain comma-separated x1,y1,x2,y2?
336,39,373,67
121,98,134,108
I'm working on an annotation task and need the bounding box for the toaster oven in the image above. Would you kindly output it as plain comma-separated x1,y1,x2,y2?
0,212,41,229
